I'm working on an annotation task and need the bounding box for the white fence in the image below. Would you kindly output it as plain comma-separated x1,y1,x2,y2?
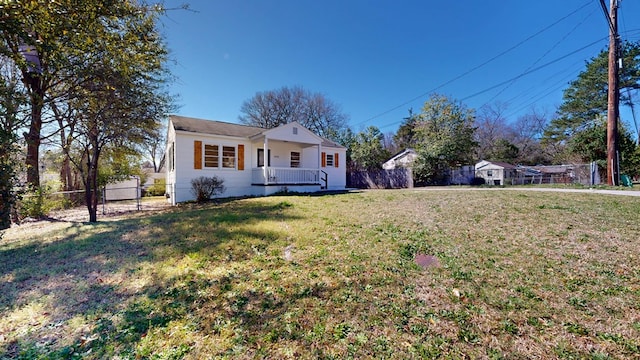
251,167,320,185
104,177,141,200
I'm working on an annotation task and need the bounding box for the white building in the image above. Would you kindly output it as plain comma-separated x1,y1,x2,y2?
165,115,347,204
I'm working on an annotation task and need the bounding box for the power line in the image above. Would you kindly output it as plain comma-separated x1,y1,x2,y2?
460,37,605,102
356,1,593,127
373,38,605,132
598,0,616,34
482,7,596,106
502,61,585,118
626,88,639,143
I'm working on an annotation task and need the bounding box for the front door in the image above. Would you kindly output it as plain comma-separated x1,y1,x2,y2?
257,149,271,167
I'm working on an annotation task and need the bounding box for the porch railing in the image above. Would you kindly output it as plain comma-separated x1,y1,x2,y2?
252,167,320,185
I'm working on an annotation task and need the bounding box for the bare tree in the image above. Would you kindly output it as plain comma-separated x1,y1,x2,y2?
512,106,552,164
142,120,167,173
382,131,397,154
239,86,348,140
474,102,510,160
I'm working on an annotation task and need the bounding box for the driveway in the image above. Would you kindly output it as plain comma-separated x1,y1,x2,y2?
410,186,640,197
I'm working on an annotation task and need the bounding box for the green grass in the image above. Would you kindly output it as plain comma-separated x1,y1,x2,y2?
1,189,640,359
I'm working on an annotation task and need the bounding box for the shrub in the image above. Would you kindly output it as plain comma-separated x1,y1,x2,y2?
17,185,52,219
470,177,486,186
190,176,225,203
146,178,166,196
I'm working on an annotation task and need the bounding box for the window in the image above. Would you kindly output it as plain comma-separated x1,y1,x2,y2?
487,170,493,177
204,144,219,168
222,146,235,168
326,154,334,167
257,149,271,167
291,152,300,168
168,143,175,171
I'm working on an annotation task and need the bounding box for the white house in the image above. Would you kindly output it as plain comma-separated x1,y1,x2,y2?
475,160,517,185
165,115,347,204
382,148,417,170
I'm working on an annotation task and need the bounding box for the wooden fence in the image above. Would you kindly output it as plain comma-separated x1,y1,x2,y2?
348,168,413,189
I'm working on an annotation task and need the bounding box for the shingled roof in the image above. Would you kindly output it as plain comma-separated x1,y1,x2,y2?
170,115,264,138
170,115,345,148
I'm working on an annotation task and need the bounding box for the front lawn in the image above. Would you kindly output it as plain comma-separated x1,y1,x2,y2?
1,189,639,359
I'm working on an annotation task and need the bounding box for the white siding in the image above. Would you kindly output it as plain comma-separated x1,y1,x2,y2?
165,122,177,204
166,119,347,204
169,130,252,203
262,122,322,145
321,147,347,190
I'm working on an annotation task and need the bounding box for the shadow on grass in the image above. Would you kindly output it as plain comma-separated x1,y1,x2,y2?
0,198,303,358
272,189,361,197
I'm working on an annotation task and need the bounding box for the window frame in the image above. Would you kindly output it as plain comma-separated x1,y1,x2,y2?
168,143,175,171
222,145,236,169
204,144,219,168
326,153,334,167
199,142,238,170
290,151,301,168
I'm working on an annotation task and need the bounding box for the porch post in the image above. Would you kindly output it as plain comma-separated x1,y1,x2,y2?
318,143,323,184
263,137,269,185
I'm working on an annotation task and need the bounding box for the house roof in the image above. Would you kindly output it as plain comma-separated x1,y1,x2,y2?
476,160,516,170
386,148,417,162
321,138,344,148
170,115,345,149
529,165,574,174
171,115,264,138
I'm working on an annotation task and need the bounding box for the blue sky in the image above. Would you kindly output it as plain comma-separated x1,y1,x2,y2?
159,0,640,134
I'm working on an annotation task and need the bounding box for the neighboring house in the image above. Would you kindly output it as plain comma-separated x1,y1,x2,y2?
514,164,599,186
382,148,417,170
143,171,165,189
141,161,165,189
475,160,517,185
165,115,346,204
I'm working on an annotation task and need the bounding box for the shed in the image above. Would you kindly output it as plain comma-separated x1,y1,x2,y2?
475,160,517,185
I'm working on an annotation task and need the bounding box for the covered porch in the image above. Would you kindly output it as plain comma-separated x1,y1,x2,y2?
249,123,326,187
251,167,326,186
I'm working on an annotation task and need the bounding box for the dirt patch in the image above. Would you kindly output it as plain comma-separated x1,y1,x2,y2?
2,198,171,242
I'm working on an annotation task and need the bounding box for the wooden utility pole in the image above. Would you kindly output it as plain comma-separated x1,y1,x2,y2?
606,0,619,186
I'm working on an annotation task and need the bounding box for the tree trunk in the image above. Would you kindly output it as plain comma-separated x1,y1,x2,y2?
1,129,14,230
25,104,42,188
85,168,99,223
87,184,98,222
60,156,73,191
56,112,74,192
0,183,11,230
25,76,44,189
85,154,99,223
84,137,101,222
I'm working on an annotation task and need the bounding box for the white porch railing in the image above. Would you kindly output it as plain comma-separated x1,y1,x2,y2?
252,167,320,185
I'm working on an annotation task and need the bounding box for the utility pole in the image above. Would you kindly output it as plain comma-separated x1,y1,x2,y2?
606,0,619,186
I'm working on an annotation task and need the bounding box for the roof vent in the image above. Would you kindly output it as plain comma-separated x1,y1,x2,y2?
293,127,298,135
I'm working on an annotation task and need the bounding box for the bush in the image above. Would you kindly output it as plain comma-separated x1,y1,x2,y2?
146,178,166,196
17,186,52,219
470,177,486,186
190,176,225,203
